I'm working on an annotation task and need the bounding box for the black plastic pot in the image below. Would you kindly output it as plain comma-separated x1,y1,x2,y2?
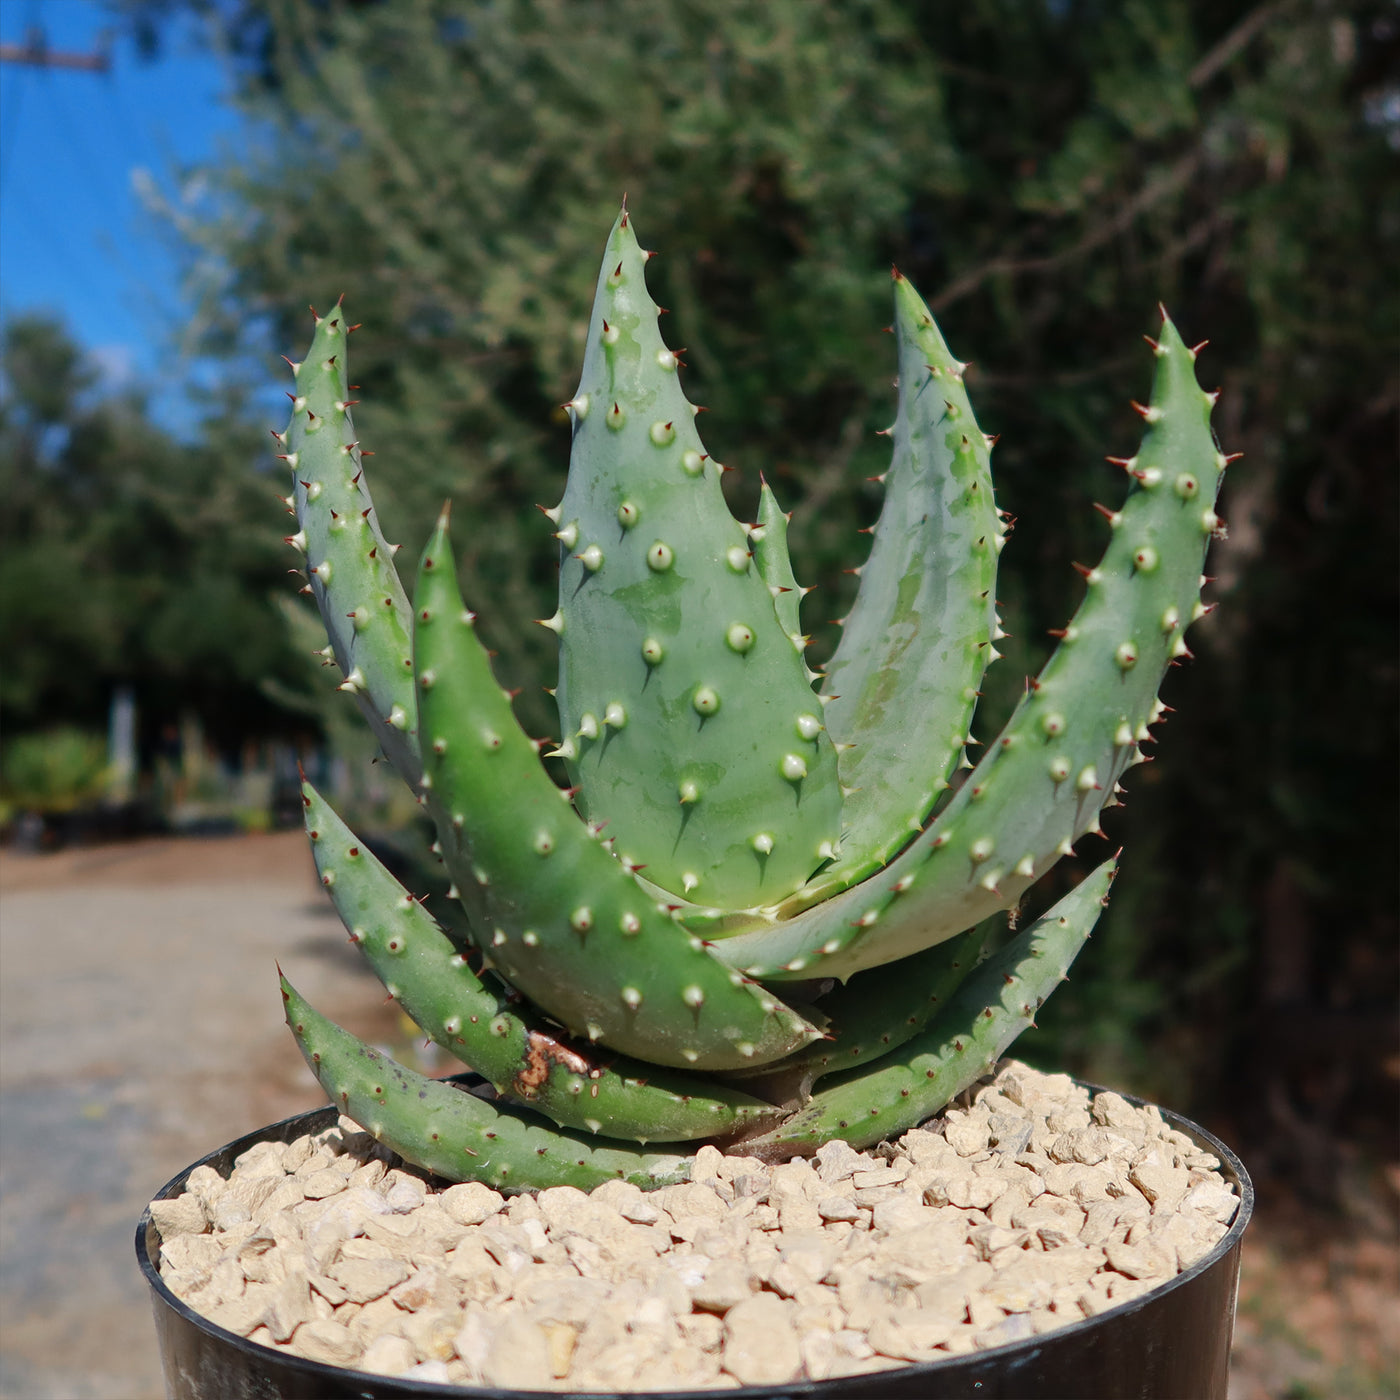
138,1088,1252,1400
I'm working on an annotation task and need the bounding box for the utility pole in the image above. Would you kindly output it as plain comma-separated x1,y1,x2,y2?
0,25,110,73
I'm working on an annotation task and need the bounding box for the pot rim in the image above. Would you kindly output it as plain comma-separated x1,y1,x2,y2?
137,1076,1254,1399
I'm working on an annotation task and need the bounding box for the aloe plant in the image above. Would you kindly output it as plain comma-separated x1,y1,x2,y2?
276,205,1225,1190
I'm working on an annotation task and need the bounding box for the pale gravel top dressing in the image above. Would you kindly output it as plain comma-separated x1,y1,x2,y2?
151,1061,1240,1391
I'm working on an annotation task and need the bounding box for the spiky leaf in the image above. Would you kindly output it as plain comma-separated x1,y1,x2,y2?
552,209,842,910
303,778,780,1140
711,315,1219,979
282,306,419,787
740,857,1116,1156
413,508,818,1070
282,976,692,1190
816,271,1003,892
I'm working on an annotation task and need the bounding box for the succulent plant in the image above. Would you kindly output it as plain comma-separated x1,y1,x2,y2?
276,205,1225,1191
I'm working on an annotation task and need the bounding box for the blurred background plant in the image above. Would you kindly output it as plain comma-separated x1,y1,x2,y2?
0,725,111,818
5,0,1394,1215
0,309,320,840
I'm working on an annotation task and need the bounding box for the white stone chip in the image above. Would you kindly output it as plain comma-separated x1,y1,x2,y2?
723,1293,801,1385
868,1310,956,1360
442,1181,509,1226
294,1318,362,1366
358,1333,416,1376
149,1192,208,1238
328,1256,409,1304
1181,1179,1239,1224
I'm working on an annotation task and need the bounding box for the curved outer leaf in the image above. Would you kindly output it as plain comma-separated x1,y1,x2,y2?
413,509,819,1071
711,315,1221,980
281,306,420,788
739,857,1116,1157
302,779,782,1141
552,208,841,910
281,976,692,1191
815,271,1003,891
720,923,993,1089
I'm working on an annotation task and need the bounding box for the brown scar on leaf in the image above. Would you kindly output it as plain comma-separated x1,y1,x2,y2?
512,1029,594,1098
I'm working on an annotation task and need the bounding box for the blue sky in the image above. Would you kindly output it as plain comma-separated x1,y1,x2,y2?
0,0,241,432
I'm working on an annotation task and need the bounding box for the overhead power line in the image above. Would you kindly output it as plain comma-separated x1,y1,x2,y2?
0,27,110,74
0,19,112,192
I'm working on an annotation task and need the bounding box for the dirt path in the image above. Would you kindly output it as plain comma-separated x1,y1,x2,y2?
0,832,399,1400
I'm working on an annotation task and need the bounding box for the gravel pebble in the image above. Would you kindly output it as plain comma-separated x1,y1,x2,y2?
723,1293,801,1384
151,1060,1240,1389
441,1181,504,1226
149,1192,207,1238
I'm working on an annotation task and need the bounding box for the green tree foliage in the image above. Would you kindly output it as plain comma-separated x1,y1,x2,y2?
0,315,311,748
129,0,1396,1176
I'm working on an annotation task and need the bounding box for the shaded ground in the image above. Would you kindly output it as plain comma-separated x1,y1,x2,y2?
0,831,1394,1398
1229,1187,1400,1400
0,831,399,1400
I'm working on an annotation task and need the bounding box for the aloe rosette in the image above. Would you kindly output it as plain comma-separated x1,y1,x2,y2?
278,205,1227,1188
